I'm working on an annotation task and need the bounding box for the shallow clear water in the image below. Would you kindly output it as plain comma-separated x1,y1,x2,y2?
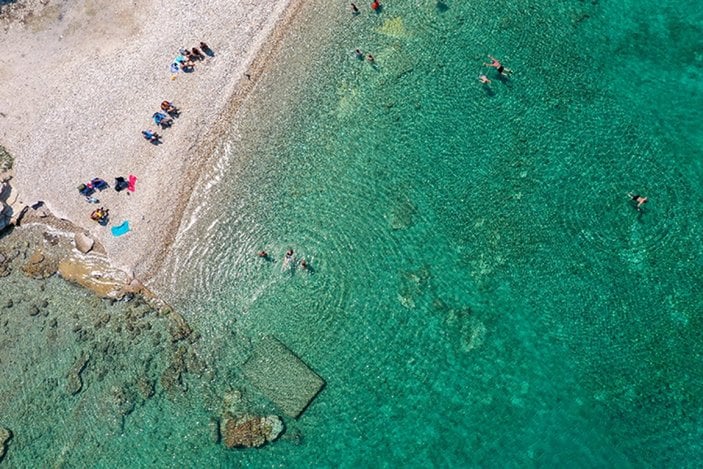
2,0,703,466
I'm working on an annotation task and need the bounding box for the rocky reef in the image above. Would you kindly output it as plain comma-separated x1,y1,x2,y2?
0,426,12,462
220,414,284,449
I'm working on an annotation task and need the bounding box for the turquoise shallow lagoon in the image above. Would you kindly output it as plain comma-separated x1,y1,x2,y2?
2,0,703,466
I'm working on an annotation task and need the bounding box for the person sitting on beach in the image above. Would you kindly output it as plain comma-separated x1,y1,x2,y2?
483,55,512,75
478,74,491,84
90,207,109,224
161,100,179,115
628,193,648,210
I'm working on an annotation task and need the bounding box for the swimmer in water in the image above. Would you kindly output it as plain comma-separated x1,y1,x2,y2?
628,193,648,211
483,55,512,75
479,74,491,84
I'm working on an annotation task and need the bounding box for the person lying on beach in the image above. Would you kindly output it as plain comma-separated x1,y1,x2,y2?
142,129,161,143
191,47,204,60
153,112,173,128
628,193,648,210
200,42,212,55
483,55,512,75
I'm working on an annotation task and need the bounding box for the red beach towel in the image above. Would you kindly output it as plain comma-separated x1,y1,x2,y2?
128,175,137,192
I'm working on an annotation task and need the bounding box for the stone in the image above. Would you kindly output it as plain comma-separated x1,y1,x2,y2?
241,336,325,418
74,232,94,254
0,426,12,461
220,414,284,449
66,352,90,395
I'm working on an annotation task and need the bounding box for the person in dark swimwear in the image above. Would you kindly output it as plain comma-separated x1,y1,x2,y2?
351,2,360,14
285,249,294,259
628,193,648,210
300,259,308,270
483,55,512,75
258,250,268,258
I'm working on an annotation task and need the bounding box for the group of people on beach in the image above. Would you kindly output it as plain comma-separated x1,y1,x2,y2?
142,43,212,143
171,42,211,73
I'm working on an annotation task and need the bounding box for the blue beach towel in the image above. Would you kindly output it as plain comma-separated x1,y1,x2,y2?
111,221,130,237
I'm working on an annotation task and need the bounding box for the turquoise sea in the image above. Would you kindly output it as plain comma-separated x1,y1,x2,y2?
2,0,702,466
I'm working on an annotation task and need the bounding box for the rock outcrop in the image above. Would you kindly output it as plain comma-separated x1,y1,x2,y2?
74,232,94,254
220,414,284,449
58,256,133,299
0,426,12,462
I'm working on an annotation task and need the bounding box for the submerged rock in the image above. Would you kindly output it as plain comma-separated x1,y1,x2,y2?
220,414,284,449
0,426,12,461
66,352,90,395
167,311,192,343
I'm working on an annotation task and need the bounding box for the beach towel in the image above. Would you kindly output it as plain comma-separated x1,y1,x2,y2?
111,221,130,237
128,175,137,192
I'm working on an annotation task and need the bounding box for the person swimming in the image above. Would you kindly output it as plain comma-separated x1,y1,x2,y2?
628,193,648,210
483,55,512,75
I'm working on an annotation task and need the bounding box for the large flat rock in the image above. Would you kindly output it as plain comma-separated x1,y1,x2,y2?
242,336,324,418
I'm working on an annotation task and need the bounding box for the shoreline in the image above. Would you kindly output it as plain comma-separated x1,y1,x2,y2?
0,0,304,296
141,0,309,287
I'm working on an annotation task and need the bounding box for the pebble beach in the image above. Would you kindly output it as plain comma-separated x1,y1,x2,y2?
0,0,298,283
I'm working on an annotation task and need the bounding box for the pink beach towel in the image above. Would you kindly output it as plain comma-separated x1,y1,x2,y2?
128,175,137,192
